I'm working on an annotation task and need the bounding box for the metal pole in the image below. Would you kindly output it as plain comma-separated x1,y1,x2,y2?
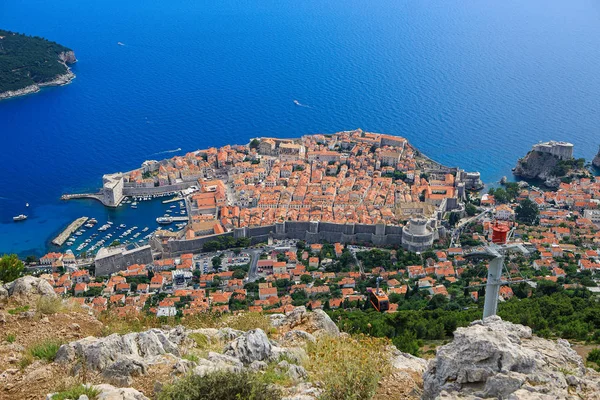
483,255,504,318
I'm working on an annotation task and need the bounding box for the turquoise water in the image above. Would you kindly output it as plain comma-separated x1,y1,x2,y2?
1,0,600,256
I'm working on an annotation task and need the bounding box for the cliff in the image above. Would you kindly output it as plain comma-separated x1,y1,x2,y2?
0,30,76,100
593,147,600,169
513,151,565,188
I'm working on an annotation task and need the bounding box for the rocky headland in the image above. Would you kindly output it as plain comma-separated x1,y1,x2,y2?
513,142,588,188
1,277,600,400
593,146,600,169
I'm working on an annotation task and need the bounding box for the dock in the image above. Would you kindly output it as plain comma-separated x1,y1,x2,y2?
162,196,184,204
52,217,88,246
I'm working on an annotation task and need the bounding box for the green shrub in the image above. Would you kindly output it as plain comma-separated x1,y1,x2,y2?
51,385,100,400
157,370,281,400
36,296,63,315
5,333,16,343
28,340,61,362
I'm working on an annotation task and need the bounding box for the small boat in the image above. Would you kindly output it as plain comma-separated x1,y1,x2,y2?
13,214,27,222
25,203,29,207
156,216,173,224
117,41,125,46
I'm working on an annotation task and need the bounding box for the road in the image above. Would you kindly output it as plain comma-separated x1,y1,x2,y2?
450,208,489,247
247,248,265,282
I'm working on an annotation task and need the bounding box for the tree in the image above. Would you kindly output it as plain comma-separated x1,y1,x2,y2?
249,138,260,149
0,254,24,283
465,203,477,217
515,199,539,225
212,256,222,268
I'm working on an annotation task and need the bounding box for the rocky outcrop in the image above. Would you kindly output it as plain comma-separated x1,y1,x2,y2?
593,146,600,168
1,276,56,300
224,328,273,365
58,50,77,64
271,307,340,337
56,327,183,381
423,316,600,399
513,151,563,187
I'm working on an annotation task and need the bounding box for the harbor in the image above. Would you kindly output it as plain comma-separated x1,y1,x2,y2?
51,216,88,246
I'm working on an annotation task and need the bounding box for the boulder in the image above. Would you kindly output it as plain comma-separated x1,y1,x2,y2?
281,330,316,347
423,316,600,399
5,276,56,299
224,328,272,365
101,357,147,386
278,307,340,337
93,384,149,400
388,346,428,374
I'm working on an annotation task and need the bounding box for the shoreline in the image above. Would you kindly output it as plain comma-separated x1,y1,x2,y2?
0,60,76,101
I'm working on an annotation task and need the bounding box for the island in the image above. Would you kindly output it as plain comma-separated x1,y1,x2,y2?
0,29,76,100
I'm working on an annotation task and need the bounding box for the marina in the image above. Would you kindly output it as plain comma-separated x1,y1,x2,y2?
51,216,89,246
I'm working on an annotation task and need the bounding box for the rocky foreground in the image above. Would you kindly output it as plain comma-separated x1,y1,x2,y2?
1,277,600,399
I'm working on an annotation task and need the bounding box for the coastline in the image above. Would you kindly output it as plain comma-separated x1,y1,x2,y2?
0,53,76,101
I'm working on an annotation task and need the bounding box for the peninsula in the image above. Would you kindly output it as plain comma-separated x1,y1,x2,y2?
0,29,76,100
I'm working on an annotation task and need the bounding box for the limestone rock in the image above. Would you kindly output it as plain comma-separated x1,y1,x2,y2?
281,330,316,347
224,328,272,365
423,316,600,399
388,346,428,374
93,384,149,400
5,276,56,299
277,307,340,337
101,357,147,386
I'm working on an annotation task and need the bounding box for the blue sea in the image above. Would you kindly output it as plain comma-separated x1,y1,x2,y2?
1,0,600,257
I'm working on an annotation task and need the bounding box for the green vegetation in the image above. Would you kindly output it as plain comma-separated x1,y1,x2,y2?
0,253,24,283
157,370,281,400
587,348,600,371
5,333,16,343
0,30,72,93
249,138,260,149
7,305,30,315
202,236,251,252
28,339,62,362
51,385,100,400
329,284,600,355
516,198,539,225
551,158,586,177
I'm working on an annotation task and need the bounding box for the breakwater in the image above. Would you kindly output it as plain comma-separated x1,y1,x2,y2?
52,216,88,246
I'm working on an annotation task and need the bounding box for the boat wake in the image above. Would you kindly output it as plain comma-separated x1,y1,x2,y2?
152,148,182,155
293,99,311,108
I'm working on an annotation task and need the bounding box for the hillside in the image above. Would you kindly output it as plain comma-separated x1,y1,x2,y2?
2,277,600,400
0,29,76,99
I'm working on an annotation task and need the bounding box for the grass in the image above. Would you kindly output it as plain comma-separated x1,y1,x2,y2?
98,310,272,337
5,333,16,343
50,384,100,400
188,332,225,358
19,354,33,369
36,296,63,315
305,335,392,400
28,339,62,362
7,305,29,315
182,353,200,363
256,362,293,387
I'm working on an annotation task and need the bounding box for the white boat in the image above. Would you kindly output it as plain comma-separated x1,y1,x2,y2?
13,214,27,222
25,203,29,207
156,216,173,224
